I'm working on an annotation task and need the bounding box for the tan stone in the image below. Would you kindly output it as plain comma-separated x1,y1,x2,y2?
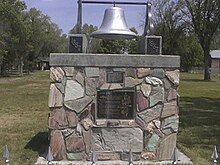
158,133,177,161
96,152,120,161
140,84,151,97
141,151,156,160
63,67,75,77
85,78,97,96
66,110,78,127
165,70,180,86
125,77,143,88
75,71,85,86
137,68,152,78
50,130,66,160
161,101,177,118
48,84,63,108
50,67,64,82
49,107,68,129
81,118,93,130
167,88,178,101
82,129,92,154
65,134,85,152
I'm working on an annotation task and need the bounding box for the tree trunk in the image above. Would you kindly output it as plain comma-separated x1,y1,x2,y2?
18,55,24,76
203,49,211,81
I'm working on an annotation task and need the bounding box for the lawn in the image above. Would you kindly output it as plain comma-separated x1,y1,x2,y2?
0,71,50,165
178,73,220,165
0,71,219,164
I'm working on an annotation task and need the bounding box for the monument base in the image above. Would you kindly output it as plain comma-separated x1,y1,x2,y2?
35,149,193,165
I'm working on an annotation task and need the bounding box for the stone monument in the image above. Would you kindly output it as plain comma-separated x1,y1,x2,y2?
46,1,180,164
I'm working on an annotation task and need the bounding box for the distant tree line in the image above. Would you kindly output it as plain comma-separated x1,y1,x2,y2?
1,0,220,80
0,0,67,76
70,0,220,80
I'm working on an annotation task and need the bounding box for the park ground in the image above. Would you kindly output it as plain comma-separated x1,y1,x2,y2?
0,71,219,165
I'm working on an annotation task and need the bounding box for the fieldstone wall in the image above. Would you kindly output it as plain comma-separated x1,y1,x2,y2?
48,64,180,161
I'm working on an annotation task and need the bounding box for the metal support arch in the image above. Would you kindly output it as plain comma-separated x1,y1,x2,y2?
76,0,152,36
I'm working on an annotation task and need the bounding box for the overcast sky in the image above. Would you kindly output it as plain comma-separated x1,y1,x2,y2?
22,0,147,34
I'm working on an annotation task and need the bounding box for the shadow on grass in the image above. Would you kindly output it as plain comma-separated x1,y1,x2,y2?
25,132,49,157
179,97,220,147
180,97,220,127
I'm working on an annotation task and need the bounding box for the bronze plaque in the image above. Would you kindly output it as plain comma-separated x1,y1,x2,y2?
97,90,135,119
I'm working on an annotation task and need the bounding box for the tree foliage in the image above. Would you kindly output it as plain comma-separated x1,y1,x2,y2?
0,0,66,75
184,0,220,80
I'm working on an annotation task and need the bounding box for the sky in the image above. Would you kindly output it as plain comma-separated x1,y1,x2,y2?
22,0,147,35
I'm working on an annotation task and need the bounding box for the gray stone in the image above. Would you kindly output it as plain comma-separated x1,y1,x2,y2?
113,68,126,72
50,53,180,68
136,68,152,78
85,78,97,96
138,104,162,124
120,152,141,161
163,77,172,90
85,67,99,77
64,80,84,102
152,69,165,78
145,77,163,86
158,133,177,161
65,134,85,152
49,107,68,129
136,91,149,112
146,133,160,152
125,77,143,88
125,68,136,78
161,115,179,135
92,127,143,152
140,84,151,97
66,152,84,160
149,86,164,107
66,110,78,127
50,67,65,82
48,84,63,108
167,88,177,101
97,68,106,88
55,83,65,94
50,130,66,160
165,70,180,86
161,101,177,118
75,71,85,86
63,67,75,77
64,96,94,114
79,108,90,121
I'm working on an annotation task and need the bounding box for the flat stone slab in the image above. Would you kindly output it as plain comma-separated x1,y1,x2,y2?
50,53,180,68
35,149,193,165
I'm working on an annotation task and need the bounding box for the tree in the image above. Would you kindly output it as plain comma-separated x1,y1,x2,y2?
184,0,220,80
153,0,187,55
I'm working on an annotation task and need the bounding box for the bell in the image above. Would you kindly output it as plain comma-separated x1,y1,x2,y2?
91,7,137,40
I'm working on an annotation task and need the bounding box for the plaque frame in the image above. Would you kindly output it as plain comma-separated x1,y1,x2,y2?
96,89,136,120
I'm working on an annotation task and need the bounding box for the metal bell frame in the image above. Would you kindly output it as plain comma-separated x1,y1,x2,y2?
76,0,153,39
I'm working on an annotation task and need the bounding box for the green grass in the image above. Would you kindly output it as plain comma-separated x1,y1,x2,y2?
0,71,220,164
178,73,220,165
0,71,50,165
